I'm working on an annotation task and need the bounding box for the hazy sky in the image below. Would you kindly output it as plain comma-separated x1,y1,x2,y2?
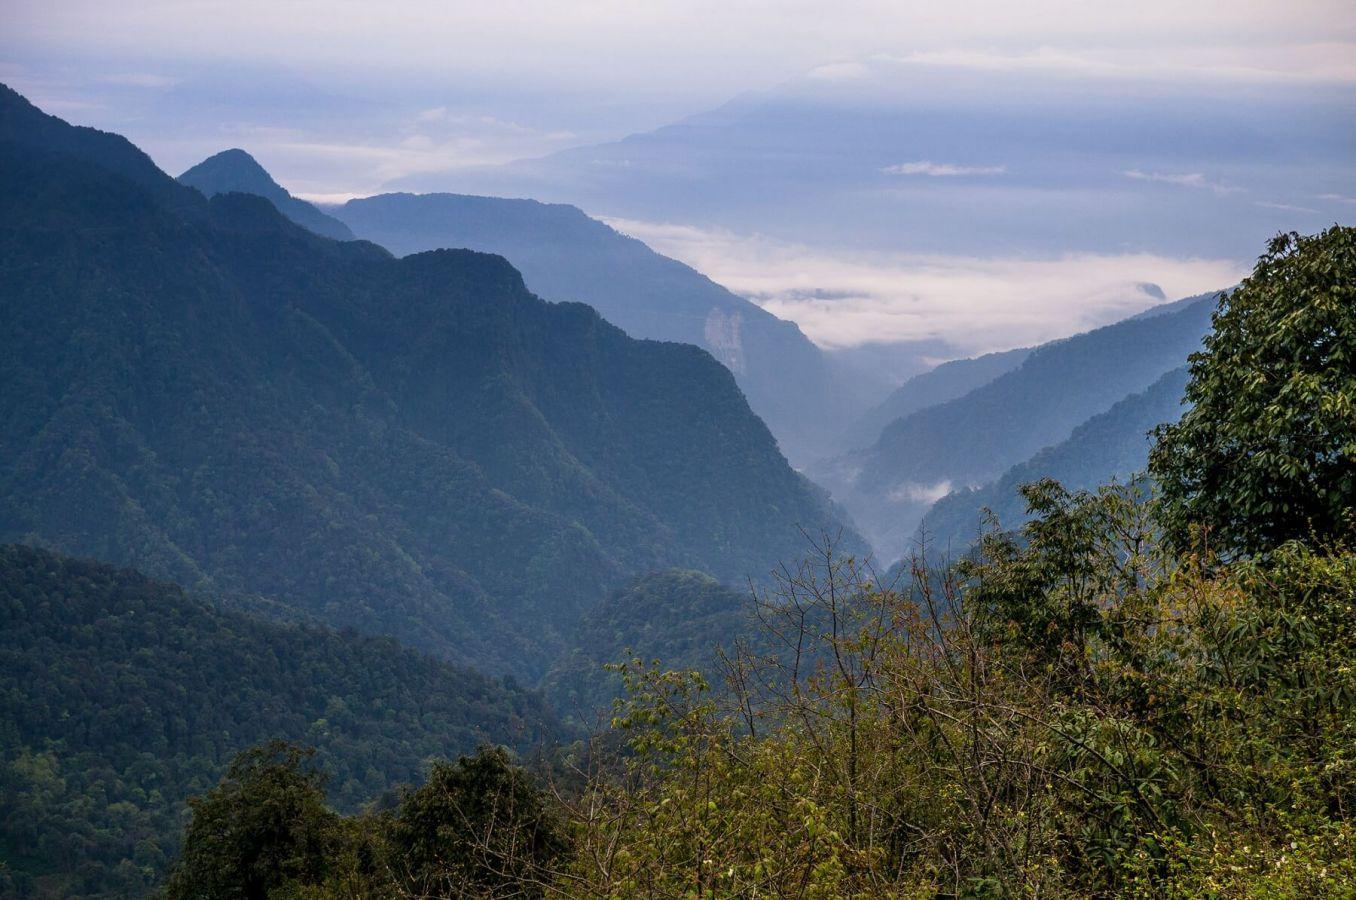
3,1,1353,356
6,0,1352,190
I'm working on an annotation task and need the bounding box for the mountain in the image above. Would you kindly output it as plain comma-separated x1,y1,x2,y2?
327,191,864,464
919,367,1191,551
840,346,1032,452
178,148,356,240
817,293,1220,557
0,84,856,677
412,59,1350,262
0,543,561,898
544,569,751,722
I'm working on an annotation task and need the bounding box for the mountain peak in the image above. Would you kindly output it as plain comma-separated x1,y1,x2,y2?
179,148,285,200
178,147,356,241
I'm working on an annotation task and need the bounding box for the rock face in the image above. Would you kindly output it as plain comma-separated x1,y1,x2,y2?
703,307,746,374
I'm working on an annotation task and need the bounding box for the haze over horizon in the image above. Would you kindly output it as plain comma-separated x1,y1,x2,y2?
5,0,1351,358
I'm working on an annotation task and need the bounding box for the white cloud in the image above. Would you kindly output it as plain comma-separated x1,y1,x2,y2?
604,217,1247,354
883,160,1006,177
806,61,868,81
887,41,1356,85
8,1,1354,105
888,480,954,505
1318,193,1356,204
1254,200,1320,213
1123,169,1238,195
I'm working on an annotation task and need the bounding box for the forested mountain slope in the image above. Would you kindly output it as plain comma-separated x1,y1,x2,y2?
0,84,854,676
920,367,1191,551
817,294,1219,557
0,544,560,898
178,148,355,240
325,191,860,463
840,346,1032,452
544,569,752,721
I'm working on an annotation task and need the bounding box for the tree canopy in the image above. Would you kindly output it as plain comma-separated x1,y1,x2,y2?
1151,226,1356,555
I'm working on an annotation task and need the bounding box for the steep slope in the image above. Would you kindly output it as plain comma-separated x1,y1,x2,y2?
0,85,855,676
840,346,1032,452
330,191,861,463
920,367,1191,551
178,148,355,240
818,294,1219,557
0,544,561,897
544,569,752,722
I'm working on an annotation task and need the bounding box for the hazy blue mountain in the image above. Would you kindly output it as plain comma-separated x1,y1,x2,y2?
841,346,1033,452
329,191,866,463
0,85,856,677
816,294,1220,557
920,367,1191,551
0,543,561,897
413,60,1353,261
178,148,356,240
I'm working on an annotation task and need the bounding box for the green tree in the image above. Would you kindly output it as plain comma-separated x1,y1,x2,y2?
1150,226,1356,556
164,742,340,900
387,747,568,897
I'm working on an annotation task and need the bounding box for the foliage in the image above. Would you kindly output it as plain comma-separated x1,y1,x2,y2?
544,569,752,722
1151,227,1356,556
160,500,1356,897
547,484,1356,896
387,747,569,897
164,743,342,900
0,544,559,898
164,745,566,900
0,84,857,678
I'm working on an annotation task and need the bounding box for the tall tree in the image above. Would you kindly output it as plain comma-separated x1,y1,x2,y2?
165,743,339,900
1150,227,1356,555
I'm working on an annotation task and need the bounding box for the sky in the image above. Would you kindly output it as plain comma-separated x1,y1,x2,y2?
3,0,1353,359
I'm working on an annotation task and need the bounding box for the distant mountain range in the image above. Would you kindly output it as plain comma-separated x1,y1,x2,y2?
842,345,1033,452
174,149,867,464
411,58,1350,261
0,84,856,678
179,148,356,240
920,366,1192,551
816,293,1220,558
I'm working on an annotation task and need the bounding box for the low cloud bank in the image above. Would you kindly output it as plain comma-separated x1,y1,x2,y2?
606,217,1246,355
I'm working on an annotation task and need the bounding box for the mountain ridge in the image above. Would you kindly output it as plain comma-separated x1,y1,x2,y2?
179,148,356,240
325,189,869,464
816,293,1221,557
0,84,858,678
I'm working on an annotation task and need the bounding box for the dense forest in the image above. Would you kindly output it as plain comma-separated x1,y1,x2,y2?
1,79,1353,900
543,569,753,722
151,225,1355,897
921,366,1192,550
0,544,561,897
172,149,863,464
818,292,1219,554
0,84,856,678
